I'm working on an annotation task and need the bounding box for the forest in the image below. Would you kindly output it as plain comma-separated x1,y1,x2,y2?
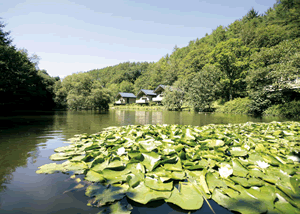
1,0,300,116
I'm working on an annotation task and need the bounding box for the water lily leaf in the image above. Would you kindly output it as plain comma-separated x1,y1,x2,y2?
222,188,240,198
138,139,158,152
85,170,105,182
102,168,131,183
212,188,267,214
248,177,264,186
86,183,128,207
229,147,248,157
165,182,203,210
126,181,171,204
141,152,161,171
248,168,264,178
290,177,300,194
91,159,109,172
246,186,276,211
54,145,75,153
230,176,251,187
62,160,88,174
70,155,86,162
106,158,126,170
109,202,131,214
163,159,182,171
206,172,227,193
144,177,173,191
36,163,64,174
248,154,265,164
126,171,144,188
275,192,300,214
232,159,248,177
205,139,225,148
49,153,69,161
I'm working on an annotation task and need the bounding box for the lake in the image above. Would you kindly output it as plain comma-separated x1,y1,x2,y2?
0,110,294,214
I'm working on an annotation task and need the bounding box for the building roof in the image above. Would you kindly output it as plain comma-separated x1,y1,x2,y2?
117,92,136,98
138,89,157,96
154,85,168,93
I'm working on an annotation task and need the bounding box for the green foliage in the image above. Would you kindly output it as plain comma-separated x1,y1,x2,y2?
187,65,222,112
0,21,58,111
209,38,251,101
55,72,111,110
37,122,300,213
263,100,300,118
216,98,251,114
162,81,186,111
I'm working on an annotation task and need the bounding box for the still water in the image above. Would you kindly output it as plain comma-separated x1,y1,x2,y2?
0,110,293,214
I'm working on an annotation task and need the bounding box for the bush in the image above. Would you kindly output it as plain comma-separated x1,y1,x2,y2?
263,100,300,118
216,97,251,114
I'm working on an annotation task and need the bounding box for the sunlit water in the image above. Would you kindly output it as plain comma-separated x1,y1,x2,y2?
0,110,294,214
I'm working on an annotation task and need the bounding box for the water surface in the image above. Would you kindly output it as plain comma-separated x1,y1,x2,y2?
0,110,293,214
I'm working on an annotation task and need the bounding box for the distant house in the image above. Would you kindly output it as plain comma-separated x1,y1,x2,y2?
136,89,157,104
153,85,168,103
115,92,136,105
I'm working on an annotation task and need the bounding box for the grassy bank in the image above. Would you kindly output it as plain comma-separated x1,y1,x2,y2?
110,103,193,111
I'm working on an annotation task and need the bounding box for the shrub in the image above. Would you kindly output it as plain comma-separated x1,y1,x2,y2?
216,97,251,114
263,100,300,118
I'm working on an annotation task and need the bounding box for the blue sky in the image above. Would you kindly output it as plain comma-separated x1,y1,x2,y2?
1,0,276,78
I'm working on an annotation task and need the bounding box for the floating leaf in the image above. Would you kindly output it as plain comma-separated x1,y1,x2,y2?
36,163,64,174
232,159,248,177
85,170,105,182
165,182,203,210
144,177,173,191
86,183,128,207
126,181,171,204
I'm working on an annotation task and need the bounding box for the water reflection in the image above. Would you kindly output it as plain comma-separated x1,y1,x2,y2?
0,113,56,192
0,110,296,214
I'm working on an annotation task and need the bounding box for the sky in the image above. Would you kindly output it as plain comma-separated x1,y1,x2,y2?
1,0,277,78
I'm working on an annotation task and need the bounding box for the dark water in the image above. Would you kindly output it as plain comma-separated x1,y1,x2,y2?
0,110,294,214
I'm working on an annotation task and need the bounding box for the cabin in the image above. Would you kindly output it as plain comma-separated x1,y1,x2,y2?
115,92,136,105
153,85,167,103
136,89,157,104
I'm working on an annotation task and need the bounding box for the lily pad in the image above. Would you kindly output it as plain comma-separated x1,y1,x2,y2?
126,182,171,204
165,182,203,210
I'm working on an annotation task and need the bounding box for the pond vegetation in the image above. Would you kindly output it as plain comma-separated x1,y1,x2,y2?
37,121,300,214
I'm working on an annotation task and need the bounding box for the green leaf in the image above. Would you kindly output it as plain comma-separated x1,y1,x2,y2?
109,202,131,214
141,152,161,171
232,159,248,177
126,182,171,204
85,170,105,182
144,177,173,191
49,153,69,161
165,182,203,210
62,160,88,174
205,139,225,148
86,184,128,207
163,159,182,171
212,188,267,214
36,163,64,174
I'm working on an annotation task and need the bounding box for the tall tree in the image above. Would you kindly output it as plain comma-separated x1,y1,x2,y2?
209,38,251,101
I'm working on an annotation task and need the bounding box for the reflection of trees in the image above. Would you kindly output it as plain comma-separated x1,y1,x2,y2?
135,111,150,125
0,112,55,192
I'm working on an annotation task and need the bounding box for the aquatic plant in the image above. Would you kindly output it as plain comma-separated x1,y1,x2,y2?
36,122,300,214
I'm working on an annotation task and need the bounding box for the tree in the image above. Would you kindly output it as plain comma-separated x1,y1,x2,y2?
246,38,300,114
187,65,222,111
57,72,110,110
162,80,186,111
209,38,251,101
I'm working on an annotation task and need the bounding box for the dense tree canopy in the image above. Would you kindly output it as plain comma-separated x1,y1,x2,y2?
84,0,300,115
0,21,59,111
2,0,300,115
